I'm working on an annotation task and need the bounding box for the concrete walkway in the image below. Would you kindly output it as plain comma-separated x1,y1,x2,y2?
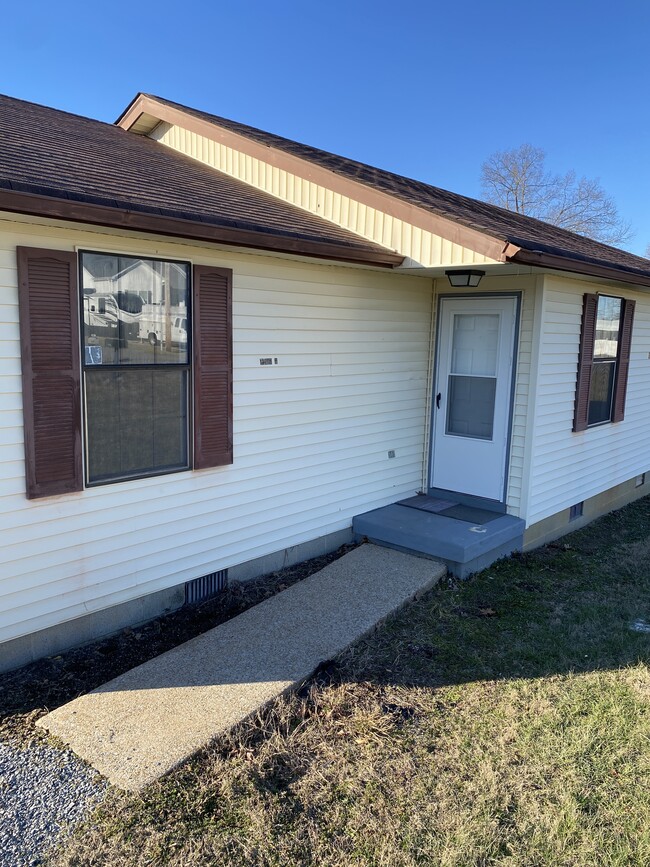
38,544,445,792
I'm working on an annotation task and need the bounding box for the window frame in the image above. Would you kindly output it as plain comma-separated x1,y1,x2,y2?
573,292,635,432
79,250,193,487
18,245,233,500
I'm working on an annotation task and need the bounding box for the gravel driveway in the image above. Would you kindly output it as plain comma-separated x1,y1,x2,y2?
0,741,107,866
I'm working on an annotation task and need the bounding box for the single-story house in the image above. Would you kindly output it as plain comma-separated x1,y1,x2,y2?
2,92,650,672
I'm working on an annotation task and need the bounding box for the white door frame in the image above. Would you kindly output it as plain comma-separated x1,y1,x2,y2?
428,292,521,508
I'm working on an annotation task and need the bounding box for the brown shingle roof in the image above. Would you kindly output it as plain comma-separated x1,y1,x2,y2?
138,93,650,282
0,94,401,265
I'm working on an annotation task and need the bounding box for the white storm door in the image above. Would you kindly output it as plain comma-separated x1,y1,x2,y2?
430,296,517,501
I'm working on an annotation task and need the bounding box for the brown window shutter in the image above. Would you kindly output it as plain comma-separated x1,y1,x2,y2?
193,265,233,469
573,293,598,432
611,299,635,423
17,247,82,498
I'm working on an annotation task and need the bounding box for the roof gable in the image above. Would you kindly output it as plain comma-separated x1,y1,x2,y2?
118,94,510,266
118,93,650,287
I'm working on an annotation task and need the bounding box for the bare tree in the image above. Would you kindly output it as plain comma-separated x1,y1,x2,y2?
481,144,633,246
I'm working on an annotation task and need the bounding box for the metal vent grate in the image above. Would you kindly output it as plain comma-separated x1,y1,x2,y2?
569,502,584,521
185,569,228,605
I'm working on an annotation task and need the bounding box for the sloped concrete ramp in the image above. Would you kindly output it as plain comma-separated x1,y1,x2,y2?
38,544,445,792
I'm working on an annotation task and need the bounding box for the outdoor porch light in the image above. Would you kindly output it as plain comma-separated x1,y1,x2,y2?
445,269,485,287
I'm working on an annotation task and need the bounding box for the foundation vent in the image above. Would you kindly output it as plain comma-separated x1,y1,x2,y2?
185,570,228,605
569,502,584,521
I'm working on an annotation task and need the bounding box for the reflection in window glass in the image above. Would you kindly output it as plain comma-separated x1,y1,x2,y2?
81,251,191,484
588,295,621,426
593,295,621,360
81,253,190,365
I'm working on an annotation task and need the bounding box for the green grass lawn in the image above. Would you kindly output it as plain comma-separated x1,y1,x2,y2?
51,500,650,866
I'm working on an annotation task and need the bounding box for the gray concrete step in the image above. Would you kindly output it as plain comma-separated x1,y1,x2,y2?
38,544,446,792
353,501,525,578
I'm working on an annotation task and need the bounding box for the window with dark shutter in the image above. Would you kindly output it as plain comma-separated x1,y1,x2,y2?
17,247,83,498
18,249,233,497
573,293,634,432
193,265,233,469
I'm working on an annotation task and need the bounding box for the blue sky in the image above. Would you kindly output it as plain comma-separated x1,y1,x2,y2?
3,0,650,255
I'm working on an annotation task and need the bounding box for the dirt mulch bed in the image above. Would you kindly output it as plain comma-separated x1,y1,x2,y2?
0,543,357,747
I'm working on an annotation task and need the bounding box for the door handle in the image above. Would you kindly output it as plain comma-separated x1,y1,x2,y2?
436,392,441,409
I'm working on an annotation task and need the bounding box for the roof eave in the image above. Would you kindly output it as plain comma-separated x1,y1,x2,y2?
510,248,650,289
0,188,404,268
114,93,159,134
118,96,650,282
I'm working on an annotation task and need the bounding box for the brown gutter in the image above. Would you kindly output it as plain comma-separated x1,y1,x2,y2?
118,94,510,264
0,189,404,268
510,248,650,289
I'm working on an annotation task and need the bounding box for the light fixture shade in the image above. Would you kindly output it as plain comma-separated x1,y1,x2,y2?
445,269,485,287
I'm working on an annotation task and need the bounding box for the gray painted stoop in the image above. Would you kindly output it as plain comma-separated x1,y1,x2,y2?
353,495,525,578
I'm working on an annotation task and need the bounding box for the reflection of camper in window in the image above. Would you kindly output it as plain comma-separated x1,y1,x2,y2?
83,292,143,340
82,254,188,350
83,292,119,340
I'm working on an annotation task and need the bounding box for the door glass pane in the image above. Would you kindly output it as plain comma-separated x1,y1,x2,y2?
446,375,496,439
451,314,499,376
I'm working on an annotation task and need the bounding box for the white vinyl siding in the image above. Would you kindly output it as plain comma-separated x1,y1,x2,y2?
150,123,500,270
0,215,432,645
527,275,650,525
